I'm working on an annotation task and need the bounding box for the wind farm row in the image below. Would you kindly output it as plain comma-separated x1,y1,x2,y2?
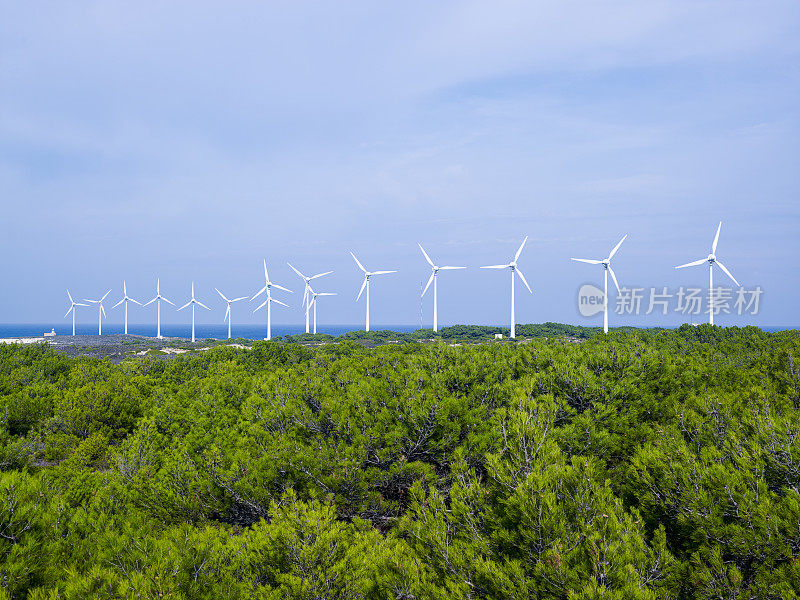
63,222,740,341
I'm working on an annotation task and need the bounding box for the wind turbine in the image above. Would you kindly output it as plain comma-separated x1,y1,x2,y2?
143,278,175,339
251,259,292,341
112,281,141,335
307,286,337,334
418,243,466,332
84,290,112,335
571,234,627,334
178,282,210,343
287,263,333,333
350,252,396,332
215,288,248,340
64,290,88,336
675,221,739,325
480,236,532,339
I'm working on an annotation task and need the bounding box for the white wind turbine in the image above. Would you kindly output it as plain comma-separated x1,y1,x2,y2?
84,290,112,335
178,282,210,343
251,260,292,341
418,243,466,333
480,236,532,339
675,221,739,325
287,263,333,333
215,289,248,340
64,290,88,336
307,286,337,334
143,278,175,339
571,234,627,334
350,252,396,332
112,281,141,335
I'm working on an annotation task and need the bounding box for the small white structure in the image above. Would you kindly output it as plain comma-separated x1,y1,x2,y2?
494,333,503,339
44,329,56,337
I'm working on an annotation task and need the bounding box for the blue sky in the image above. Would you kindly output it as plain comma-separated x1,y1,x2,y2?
1,1,798,329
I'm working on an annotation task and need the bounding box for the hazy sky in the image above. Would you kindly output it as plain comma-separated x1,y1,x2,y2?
1,1,798,328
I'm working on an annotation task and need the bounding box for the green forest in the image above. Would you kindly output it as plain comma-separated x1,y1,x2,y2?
1,325,799,599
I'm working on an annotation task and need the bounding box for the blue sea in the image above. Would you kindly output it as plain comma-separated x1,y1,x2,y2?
0,323,419,340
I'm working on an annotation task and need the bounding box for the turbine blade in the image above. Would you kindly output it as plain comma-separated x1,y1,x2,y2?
251,285,267,301
215,288,229,302
439,266,466,270
273,284,293,293
263,259,270,284
356,277,367,301
64,306,73,318
608,265,621,294
318,292,336,296
123,281,127,295
481,264,509,269
715,260,739,286
232,296,248,302
224,306,230,323
112,298,125,309
514,236,528,261
287,262,305,279
350,252,367,273
101,305,106,319
571,258,602,264
101,289,111,301
162,297,176,306
421,272,434,297
516,269,533,294
67,290,73,303
418,243,435,267
272,297,289,308
310,270,333,280
178,301,191,311
371,270,396,275
144,297,157,307
675,258,707,269
130,298,142,305
253,299,268,313
76,303,89,307
712,221,722,254
197,301,211,311
608,234,627,260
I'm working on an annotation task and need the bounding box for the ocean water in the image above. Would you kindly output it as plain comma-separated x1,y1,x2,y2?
0,323,418,340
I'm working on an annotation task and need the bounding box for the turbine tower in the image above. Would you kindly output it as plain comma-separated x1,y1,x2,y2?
64,290,88,336
178,282,210,343
418,243,465,332
143,278,175,339
112,281,141,335
251,259,292,341
215,288,248,340
675,222,739,325
480,236,532,339
287,263,333,333
84,290,112,335
571,234,627,334
307,286,337,334
253,290,289,340
350,252,396,332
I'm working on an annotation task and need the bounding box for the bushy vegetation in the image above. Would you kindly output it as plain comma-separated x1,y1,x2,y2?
0,324,799,598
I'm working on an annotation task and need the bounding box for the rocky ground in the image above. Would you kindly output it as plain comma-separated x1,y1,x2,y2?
46,334,226,362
